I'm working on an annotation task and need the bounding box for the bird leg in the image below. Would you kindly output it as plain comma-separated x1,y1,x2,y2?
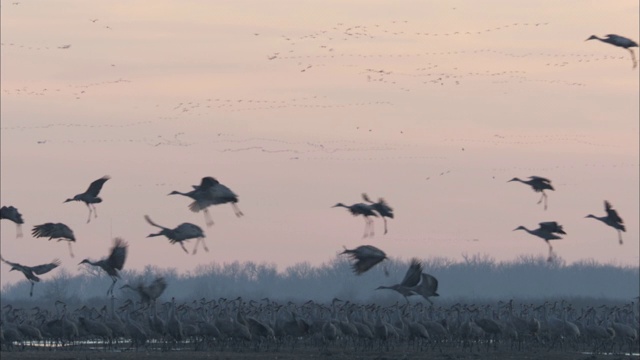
383,218,388,235
85,204,94,223
537,192,548,210
92,204,99,219
547,244,553,262
179,241,189,254
203,209,214,227
369,218,375,237
107,277,117,295
16,224,22,238
30,281,34,297
618,230,623,245
232,203,244,217
628,49,637,69
68,242,75,258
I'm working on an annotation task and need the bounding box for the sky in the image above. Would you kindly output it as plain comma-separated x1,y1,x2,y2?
1,0,638,288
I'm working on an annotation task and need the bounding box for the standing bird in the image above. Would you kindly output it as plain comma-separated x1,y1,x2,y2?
585,201,625,245
169,176,243,227
0,255,60,297
513,221,566,261
144,215,207,254
79,237,128,295
586,34,639,69
333,202,378,238
376,258,423,303
32,223,76,257
362,193,394,234
341,245,388,275
508,176,554,210
64,175,110,223
0,205,24,238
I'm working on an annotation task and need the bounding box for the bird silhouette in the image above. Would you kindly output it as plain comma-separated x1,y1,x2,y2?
586,34,639,69
121,276,168,309
585,201,625,245
513,221,566,261
341,245,388,275
362,193,394,234
64,175,110,223
145,215,207,254
0,255,61,296
376,258,423,302
32,223,76,257
169,177,243,227
0,205,24,238
333,202,378,238
411,273,440,304
79,237,128,295
508,176,554,210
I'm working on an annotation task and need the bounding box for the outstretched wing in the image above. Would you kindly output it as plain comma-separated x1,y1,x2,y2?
604,201,623,224
400,258,423,287
539,221,565,234
108,238,128,271
86,176,110,197
351,256,385,275
419,273,439,295
361,193,373,203
0,255,19,268
31,259,62,275
144,215,166,229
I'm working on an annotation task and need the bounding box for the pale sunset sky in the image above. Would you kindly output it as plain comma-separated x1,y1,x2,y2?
1,1,638,287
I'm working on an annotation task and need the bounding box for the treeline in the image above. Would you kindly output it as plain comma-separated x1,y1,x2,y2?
1,254,638,305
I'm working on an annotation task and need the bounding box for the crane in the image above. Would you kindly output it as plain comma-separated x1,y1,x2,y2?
121,276,168,310
376,258,423,303
145,215,207,254
0,255,61,296
79,237,128,295
64,175,110,223
340,245,388,275
585,200,625,245
333,202,378,238
31,223,76,257
0,205,24,238
513,221,566,261
508,176,554,210
169,177,243,227
362,193,394,234
586,34,639,69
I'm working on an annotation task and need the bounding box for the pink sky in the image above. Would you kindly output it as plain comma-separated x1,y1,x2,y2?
1,0,638,288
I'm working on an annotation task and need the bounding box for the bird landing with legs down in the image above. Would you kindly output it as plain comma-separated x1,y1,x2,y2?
508,176,554,210
341,245,389,275
333,201,378,238
0,255,61,297
144,215,208,254
79,237,128,296
362,193,394,234
169,176,243,227
0,205,24,238
513,221,566,262
64,175,110,223
586,34,639,69
585,200,625,245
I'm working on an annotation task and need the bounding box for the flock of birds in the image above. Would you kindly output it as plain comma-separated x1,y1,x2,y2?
0,169,627,308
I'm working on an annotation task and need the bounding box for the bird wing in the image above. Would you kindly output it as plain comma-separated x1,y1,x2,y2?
377,198,394,212
108,238,128,270
419,273,439,294
31,259,62,275
149,277,168,298
0,254,19,268
351,256,385,275
539,221,565,234
199,176,220,189
0,206,24,223
144,215,166,229
400,258,423,287
174,223,203,239
86,176,111,197
529,176,551,183
361,193,373,203
32,223,75,241
604,201,624,224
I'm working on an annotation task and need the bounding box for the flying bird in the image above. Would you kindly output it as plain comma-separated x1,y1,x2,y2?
376,258,423,302
32,223,76,257
513,221,566,261
0,205,24,238
121,276,168,309
333,202,378,238
586,34,639,69
145,215,208,254
169,176,243,227
508,176,554,210
64,175,111,223
585,201,625,245
341,245,388,275
58,44,71,49
79,237,128,295
0,255,61,297
362,193,394,234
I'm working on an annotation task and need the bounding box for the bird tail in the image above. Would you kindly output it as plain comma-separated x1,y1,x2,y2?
144,215,164,229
